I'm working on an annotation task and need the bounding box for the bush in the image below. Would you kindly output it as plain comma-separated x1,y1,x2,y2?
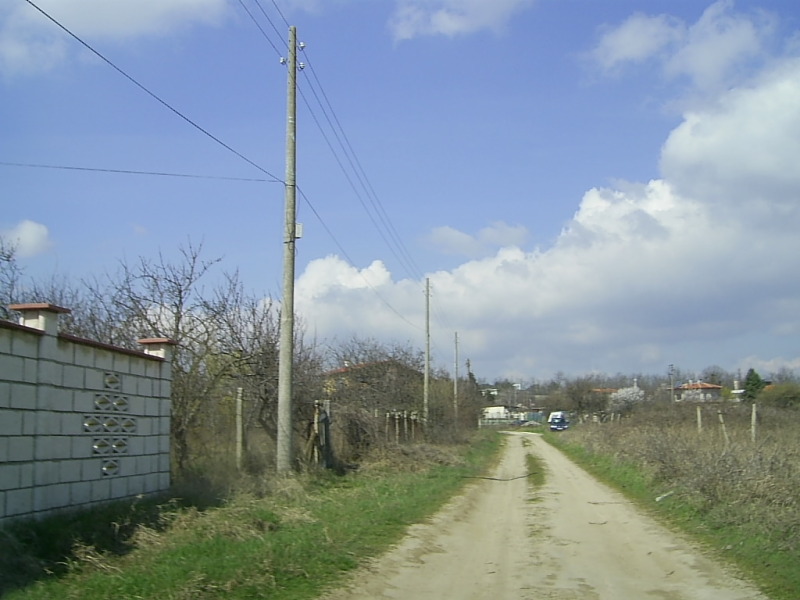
759,383,800,409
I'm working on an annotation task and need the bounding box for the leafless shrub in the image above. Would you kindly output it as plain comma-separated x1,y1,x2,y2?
565,405,800,548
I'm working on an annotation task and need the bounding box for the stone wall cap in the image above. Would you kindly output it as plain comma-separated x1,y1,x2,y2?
138,337,177,345
9,302,71,314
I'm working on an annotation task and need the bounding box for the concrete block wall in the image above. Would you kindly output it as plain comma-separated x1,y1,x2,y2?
0,303,173,523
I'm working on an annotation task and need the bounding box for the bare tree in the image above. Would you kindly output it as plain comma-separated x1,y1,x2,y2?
0,240,22,319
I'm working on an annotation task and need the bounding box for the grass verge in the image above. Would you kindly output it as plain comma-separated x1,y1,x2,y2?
1,431,503,600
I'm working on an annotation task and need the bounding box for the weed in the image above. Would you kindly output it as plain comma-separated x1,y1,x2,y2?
1,430,502,600
547,406,800,600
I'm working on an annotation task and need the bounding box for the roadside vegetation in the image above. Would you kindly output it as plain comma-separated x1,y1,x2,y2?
546,403,800,600
4,238,800,598
0,431,503,599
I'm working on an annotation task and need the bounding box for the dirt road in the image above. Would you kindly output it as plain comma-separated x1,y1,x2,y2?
319,432,768,600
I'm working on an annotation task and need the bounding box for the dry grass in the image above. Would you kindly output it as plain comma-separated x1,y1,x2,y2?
562,403,800,556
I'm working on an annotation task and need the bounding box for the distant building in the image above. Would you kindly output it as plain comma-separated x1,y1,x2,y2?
674,381,723,402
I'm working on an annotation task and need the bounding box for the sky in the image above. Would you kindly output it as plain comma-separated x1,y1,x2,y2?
2,0,800,384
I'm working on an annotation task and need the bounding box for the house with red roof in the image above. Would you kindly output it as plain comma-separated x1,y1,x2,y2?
674,381,723,402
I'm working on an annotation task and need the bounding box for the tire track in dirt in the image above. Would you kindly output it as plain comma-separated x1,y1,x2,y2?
318,432,767,600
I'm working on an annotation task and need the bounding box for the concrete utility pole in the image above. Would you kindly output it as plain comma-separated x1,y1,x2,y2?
423,278,430,425
277,26,298,473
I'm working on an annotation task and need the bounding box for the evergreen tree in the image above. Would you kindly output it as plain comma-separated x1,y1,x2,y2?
743,368,766,401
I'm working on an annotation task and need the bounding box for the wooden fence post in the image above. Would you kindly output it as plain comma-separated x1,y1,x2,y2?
235,387,243,471
751,403,757,444
696,405,703,434
717,410,730,447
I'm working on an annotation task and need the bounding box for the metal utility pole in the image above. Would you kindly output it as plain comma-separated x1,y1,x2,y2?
277,26,298,473
423,278,430,426
453,331,459,422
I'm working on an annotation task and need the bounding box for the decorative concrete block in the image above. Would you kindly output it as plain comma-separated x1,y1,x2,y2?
34,460,59,486
0,464,20,490
38,386,64,411
38,361,63,387
73,392,94,413
113,354,131,377
158,417,171,435
95,351,113,371
128,475,145,495
54,339,75,363
22,357,38,383
34,435,71,461
59,459,82,484
35,411,60,436
130,359,146,377
9,382,36,409
158,453,170,472
0,381,8,407
62,364,85,389
110,476,129,499
84,368,103,391
62,412,83,437
35,484,70,511
82,458,102,482
0,438,7,462
144,436,160,455
11,334,39,359
0,329,12,353
143,473,160,493
0,409,23,436
5,487,33,517
0,355,25,384
71,480,92,505
71,436,88,461
8,436,35,462
21,411,37,435
73,344,94,367
19,463,34,487
91,478,111,501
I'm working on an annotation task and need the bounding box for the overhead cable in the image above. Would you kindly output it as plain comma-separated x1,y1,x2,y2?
0,161,274,182
23,0,282,183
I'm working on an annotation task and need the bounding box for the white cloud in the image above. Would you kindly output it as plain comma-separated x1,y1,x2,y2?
389,0,536,41
425,221,528,257
591,13,684,72
1,220,53,258
0,0,229,76
295,53,800,379
665,0,775,92
661,57,800,218
589,0,777,95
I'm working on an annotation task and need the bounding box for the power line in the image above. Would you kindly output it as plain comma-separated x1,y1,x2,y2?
23,0,282,183
300,55,424,281
298,186,422,332
0,161,274,182
237,0,284,58
234,5,427,335
238,1,423,281
269,0,291,29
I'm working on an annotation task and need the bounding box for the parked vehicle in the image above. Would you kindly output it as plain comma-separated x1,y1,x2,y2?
548,411,570,431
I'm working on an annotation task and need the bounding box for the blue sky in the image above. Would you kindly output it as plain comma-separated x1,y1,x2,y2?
2,0,800,383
